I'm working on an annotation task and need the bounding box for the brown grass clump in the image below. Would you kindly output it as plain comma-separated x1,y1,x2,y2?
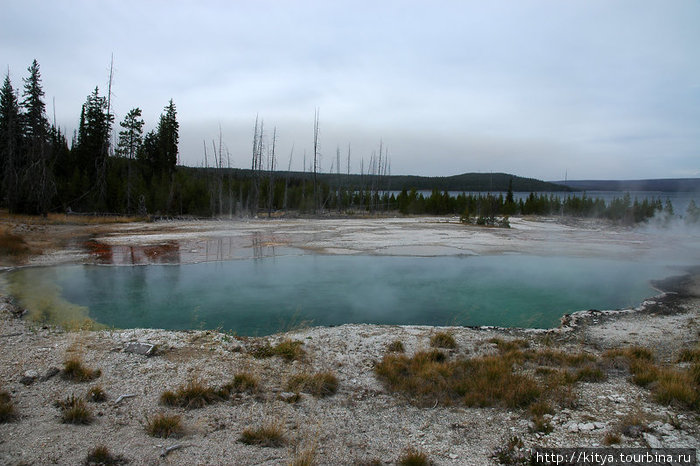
61,357,101,382
220,372,260,396
145,413,184,438
375,350,540,408
603,432,621,445
617,411,652,438
489,337,529,353
84,445,128,465
290,445,317,466
160,379,223,409
387,340,405,353
654,371,699,408
528,400,554,417
397,447,432,466
430,332,457,349
56,394,93,425
0,390,17,423
604,346,699,410
239,422,286,447
574,365,606,383
286,371,339,398
86,385,107,402
677,346,700,363
251,339,305,362
531,415,553,434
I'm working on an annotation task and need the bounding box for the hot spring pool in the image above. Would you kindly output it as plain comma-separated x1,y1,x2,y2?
5,254,670,335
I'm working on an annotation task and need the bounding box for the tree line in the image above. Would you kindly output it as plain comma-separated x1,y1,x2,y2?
0,60,180,215
0,60,689,225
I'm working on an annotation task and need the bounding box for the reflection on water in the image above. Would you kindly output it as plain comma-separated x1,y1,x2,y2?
8,255,672,335
84,240,181,265
83,232,287,265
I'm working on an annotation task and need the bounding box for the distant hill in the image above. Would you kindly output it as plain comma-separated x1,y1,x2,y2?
275,170,570,192
377,172,571,192
554,178,700,192
199,168,572,192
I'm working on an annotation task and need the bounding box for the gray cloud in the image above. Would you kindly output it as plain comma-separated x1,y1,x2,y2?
2,0,698,180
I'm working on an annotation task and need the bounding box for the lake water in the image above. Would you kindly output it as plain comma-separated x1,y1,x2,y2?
6,254,671,335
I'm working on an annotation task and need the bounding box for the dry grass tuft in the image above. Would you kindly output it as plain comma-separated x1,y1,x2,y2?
604,346,699,410
286,371,339,398
531,415,553,434
239,422,286,447
654,371,698,408
375,350,539,408
219,372,260,397
84,445,128,465
603,432,621,445
56,394,93,425
528,400,554,417
397,447,432,466
574,364,606,383
160,379,224,409
290,445,317,466
617,411,652,438
430,332,457,349
677,346,700,363
61,357,101,382
0,390,18,423
251,339,305,362
489,337,530,353
86,385,107,402
387,340,405,353
146,413,184,438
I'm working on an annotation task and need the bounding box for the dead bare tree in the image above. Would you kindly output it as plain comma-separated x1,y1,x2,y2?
267,127,277,218
312,108,319,213
283,145,293,211
250,116,264,216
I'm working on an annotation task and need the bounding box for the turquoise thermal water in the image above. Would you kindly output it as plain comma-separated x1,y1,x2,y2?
16,254,670,336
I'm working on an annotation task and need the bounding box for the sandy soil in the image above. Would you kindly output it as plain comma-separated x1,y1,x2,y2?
1,216,699,465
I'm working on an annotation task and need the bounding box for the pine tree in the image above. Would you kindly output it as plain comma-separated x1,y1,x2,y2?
157,99,178,172
0,73,22,209
75,86,113,208
117,108,144,160
21,59,48,140
117,108,144,213
20,60,55,215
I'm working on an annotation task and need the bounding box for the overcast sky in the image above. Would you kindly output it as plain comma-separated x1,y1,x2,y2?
2,0,699,180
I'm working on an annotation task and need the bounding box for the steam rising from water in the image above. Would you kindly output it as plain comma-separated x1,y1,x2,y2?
5,255,675,335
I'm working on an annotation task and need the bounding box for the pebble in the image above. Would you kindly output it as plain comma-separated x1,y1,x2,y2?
643,433,663,449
